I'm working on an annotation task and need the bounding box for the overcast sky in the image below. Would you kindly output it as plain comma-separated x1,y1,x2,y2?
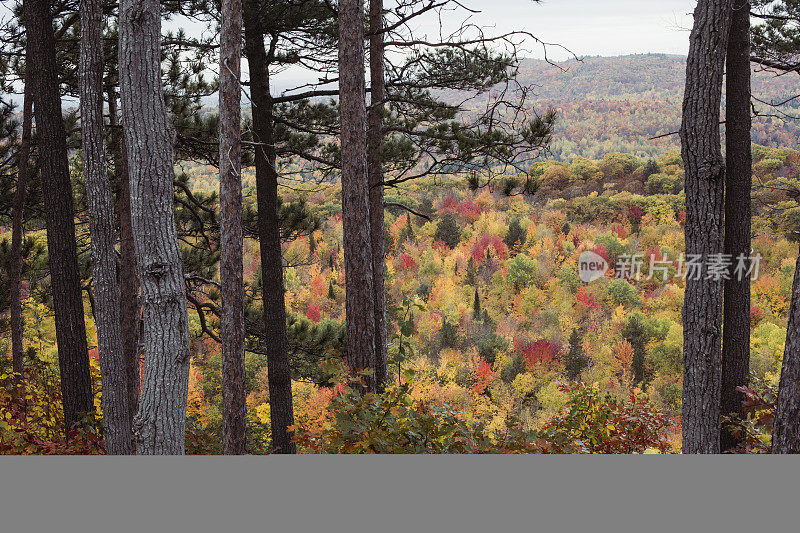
0,0,697,59
439,0,696,59
0,0,699,101
258,0,698,92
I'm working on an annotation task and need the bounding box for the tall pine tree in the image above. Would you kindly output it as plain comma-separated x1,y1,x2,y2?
120,0,192,454
80,0,132,453
219,0,247,455
25,0,93,432
679,0,732,454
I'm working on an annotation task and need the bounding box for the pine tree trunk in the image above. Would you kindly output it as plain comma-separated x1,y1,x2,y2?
119,0,191,454
81,0,132,454
10,76,32,378
721,0,752,453
368,0,388,392
243,2,296,453
679,0,732,454
24,0,94,432
108,87,141,430
219,0,246,455
339,0,377,391
773,246,800,453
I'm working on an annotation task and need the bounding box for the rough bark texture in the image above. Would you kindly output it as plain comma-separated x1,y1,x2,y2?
81,0,132,454
368,0,388,392
680,0,732,454
339,0,377,391
119,0,191,454
721,0,752,453
773,247,800,453
25,0,94,432
219,0,246,455
243,1,296,453
10,77,32,377
108,87,141,429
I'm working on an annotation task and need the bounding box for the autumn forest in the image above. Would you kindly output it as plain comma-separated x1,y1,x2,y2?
4,0,800,455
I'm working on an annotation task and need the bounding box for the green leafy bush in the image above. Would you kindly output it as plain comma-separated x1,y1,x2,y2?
505,253,538,291
534,383,673,454
292,378,673,454
292,372,496,453
607,279,641,307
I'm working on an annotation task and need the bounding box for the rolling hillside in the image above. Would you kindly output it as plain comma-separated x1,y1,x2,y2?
503,54,800,160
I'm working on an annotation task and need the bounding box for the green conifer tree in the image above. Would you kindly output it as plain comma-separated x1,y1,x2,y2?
504,218,527,252
643,159,659,178
399,215,415,243
564,328,588,381
434,213,460,249
466,257,477,285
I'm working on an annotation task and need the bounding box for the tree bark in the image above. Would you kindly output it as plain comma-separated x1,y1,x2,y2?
10,75,32,378
24,0,94,432
721,0,752,453
773,246,800,453
679,0,732,454
339,0,377,392
219,0,246,455
368,0,388,393
108,86,141,430
81,0,132,454
119,0,191,454
243,1,296,453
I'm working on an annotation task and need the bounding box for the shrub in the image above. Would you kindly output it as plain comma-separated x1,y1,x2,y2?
540,165,572,190
649,374,682,416
642,159,660,178
399,253,417,271
721,373,777,454
645,173,676,195
505,253,538,291
292,377,672,453
607,279,640,307
306,304,322,323
292,372,496,453
576,286,601,309
594,233,627,264
515,338,560,370
535,383,673,454
599,152,638,180
557,265,581,292
478,333,509,365
500,353,526,383
440,319,459,349
0,361,104,455
750,305,764,327
570,157,600,181
502,176,521,196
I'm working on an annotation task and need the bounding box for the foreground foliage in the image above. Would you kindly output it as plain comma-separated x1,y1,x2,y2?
292,370,673,454
1,359,104,454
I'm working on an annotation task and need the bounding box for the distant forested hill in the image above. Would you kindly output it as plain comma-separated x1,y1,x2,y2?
197,54,800,164
461,54,800,161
